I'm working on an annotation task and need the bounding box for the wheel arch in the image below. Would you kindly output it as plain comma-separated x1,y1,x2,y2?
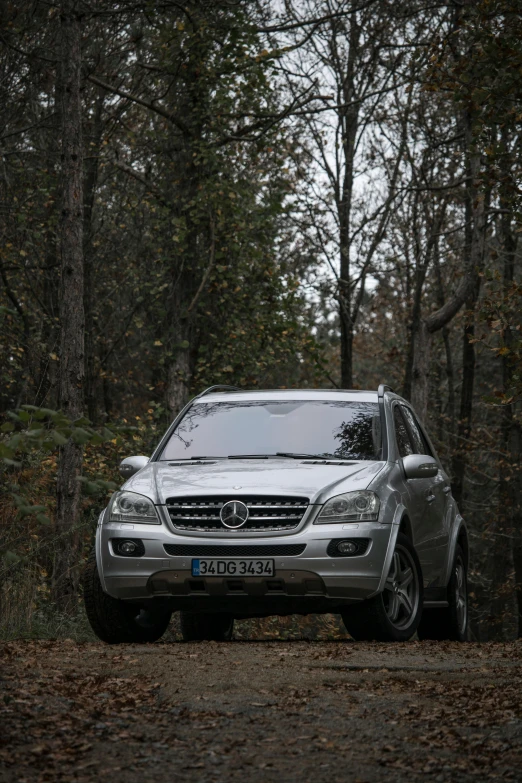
456,523,469,569
399,515,413,542
95,511,109,594
374,504,411,595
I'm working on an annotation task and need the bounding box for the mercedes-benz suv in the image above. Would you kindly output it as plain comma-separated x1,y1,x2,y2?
84,385,469,643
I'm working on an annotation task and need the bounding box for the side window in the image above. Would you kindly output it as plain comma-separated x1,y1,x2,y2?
393,406,414,458
415,414,434,457
400,406,432,456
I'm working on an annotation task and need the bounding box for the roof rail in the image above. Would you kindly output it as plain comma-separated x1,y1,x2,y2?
378,384,394,398
197,385,242,398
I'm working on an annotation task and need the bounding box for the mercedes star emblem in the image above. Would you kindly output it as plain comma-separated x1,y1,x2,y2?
220,499,249,529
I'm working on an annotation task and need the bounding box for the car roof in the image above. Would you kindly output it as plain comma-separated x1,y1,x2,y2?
194,389,379,404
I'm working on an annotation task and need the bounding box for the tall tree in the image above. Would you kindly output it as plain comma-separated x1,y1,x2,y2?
275,0,437,388
408,3,491,422
86,1,317,415
52,0,85,610
409,130,488,422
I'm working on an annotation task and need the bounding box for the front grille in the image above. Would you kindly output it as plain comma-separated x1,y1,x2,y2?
164,543,306,557
165,496,309,532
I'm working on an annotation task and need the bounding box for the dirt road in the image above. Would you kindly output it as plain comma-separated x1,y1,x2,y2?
1,637,521,782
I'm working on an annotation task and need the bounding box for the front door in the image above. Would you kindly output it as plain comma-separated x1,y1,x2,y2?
392,404,442,587
399,405,448,584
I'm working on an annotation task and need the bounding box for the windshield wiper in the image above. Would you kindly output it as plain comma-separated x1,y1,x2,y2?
227,454,272,459
275,452,332,459
226,452,331,460
165,456,225,460
189,456,225,459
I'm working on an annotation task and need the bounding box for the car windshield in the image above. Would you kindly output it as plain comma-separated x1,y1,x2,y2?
160,400,382,461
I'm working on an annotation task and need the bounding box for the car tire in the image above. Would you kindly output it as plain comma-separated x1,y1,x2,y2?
83,550,171,644
341,532,424,642
180,611,234,642
417,545,468,642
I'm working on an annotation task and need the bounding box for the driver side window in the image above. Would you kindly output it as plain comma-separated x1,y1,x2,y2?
393,406,414,458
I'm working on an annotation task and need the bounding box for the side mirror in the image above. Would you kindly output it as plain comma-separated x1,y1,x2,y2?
119,455,149,479
402,454,438,480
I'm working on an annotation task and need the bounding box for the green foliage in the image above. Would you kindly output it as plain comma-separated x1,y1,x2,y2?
0,406,119,466
0,406,127,565
0,2,326,430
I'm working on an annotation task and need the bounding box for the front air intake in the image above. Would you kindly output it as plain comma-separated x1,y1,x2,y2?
164,543,306,557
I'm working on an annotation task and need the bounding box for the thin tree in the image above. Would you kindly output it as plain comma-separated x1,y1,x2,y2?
276,0,433,388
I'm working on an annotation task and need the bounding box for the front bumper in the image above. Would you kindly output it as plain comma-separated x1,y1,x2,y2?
96,507,394,615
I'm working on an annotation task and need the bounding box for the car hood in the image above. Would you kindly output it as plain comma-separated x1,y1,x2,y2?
122,459,385,505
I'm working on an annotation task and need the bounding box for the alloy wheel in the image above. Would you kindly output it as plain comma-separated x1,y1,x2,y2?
383,544,420,630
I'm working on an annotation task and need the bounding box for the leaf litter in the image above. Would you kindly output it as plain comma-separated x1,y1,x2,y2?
0,638,521,782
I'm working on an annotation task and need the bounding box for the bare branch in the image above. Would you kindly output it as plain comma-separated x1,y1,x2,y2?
87,74,190,135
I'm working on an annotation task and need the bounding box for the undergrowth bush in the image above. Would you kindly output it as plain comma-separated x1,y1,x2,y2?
0,410,159,640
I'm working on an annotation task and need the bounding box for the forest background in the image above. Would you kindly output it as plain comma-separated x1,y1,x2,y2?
0,0,521,641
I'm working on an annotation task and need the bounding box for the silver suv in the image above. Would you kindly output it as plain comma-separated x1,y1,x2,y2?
84,386,469,643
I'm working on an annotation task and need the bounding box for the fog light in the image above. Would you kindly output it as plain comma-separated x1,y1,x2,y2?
112,538,145,557
326,538,370,558
337,541,357,555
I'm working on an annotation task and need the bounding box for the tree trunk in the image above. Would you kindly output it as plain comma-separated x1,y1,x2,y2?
410,320,432,420
488,366,516,641
338,10,359,389
410,141,486,421
166,319,192,415
514,493,522,638
489,142,520,639
434,230,456,437
35,76,62,409
450,130,474,503
500,191,522,642
52,0,85,612
165,174,198,416
451,279,480,506
442,327,455,430
404,204,446,407
403,255,428,403
83,90,103,424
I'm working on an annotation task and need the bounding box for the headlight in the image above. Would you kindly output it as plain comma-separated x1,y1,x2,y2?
107,491,160,524
314,491,380,524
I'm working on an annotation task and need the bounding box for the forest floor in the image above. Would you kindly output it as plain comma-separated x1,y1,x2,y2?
1,638,521,783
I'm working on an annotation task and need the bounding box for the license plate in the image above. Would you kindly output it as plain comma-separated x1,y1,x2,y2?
191,559,275,577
